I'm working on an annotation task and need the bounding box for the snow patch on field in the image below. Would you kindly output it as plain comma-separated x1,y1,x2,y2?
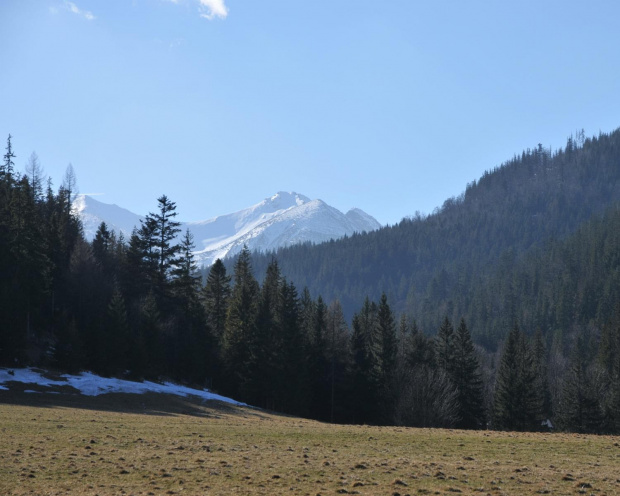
0,368,245,405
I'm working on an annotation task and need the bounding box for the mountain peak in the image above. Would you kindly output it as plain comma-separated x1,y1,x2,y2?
76,192,380,266
266,191,310,208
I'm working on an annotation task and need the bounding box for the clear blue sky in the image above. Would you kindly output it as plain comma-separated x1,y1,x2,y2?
2,0,620,225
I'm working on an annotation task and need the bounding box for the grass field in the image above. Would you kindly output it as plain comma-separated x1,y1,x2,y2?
1,391,619,495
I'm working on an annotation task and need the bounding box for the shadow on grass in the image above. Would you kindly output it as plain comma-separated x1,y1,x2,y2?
0,385,264,419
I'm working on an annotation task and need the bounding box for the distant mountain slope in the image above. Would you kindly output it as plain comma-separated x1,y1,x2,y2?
249,128,620,341
74,191,381,266
73,195,143,241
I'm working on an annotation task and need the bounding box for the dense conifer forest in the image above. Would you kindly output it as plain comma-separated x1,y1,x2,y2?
1,129,620,434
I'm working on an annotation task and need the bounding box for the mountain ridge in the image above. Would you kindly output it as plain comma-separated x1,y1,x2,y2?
74,191,381,265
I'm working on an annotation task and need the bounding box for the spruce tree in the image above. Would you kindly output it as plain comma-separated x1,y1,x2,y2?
406,320,435,368
1,134,15,182
435,316,455,373
493,325,540,431
377,293,397,420
139,195,181,297
92,222,112,270
559,335,603,433
350,297,382,424
532,329,553,423
253,259,283,408
308,295,329,419
202,258,231,341
171,229,201,307
326,299,349,423
452,318,485,429
222,246,260,400
275,280,305,414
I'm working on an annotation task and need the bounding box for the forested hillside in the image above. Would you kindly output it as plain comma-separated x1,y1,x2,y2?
2,130,620,434
250,129,620,346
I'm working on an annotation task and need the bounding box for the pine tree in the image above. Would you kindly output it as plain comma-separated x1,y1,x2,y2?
299,286,315,350
1,134,15,182
171,229,201,307
326,299,349,423
202,258,231,341
308,295,329,419
406,320,435,368
377,293,397,420
493,325,541,431
559,335,603,433
452,318,485,429
275,280,305,414
139,195,181,297
532,329,553,423
252,258,283,408
92,222,112,270
350,297,382,424
435,316,455,373
222,246,259,400
7,176,50,348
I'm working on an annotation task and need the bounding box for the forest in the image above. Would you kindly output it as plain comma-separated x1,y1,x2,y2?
1,130,620,434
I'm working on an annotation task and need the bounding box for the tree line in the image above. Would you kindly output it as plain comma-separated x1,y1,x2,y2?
248,128,620,347
1,134,619,433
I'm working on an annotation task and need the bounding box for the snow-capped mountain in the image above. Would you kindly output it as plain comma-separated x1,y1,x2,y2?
74,192,381,266
73,194,144,241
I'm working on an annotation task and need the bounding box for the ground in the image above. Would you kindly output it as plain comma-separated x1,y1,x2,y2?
1,390,619,496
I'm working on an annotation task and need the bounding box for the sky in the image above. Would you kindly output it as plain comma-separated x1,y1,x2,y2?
2,0,620,225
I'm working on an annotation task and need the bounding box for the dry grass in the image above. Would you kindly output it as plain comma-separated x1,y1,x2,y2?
1,391,620,495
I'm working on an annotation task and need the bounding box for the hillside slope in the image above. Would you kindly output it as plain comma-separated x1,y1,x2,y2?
249,129,620,341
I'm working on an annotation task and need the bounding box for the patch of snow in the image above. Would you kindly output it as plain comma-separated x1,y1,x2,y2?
541,419,553,429
0,385,8,390
0,368,245,406
0,368,62,387
24,390,39,393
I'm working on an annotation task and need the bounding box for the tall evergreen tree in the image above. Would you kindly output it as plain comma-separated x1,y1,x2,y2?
222,246,259,400
405,320,435,368
326,299,349,423
274,280,305,414
452,318,485,429
377,293,397,420
308,295,329,419
139,195,181,296
559,335,603,433
493,325,541,431
202,258,232,341
532,329,553,423
1,134,15,182
171,229,201,307
350,297,382,424
252,259,283,407
435,316,455,373
92,222,113,271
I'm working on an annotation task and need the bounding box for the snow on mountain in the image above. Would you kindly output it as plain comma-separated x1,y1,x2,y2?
75,191,381,266
73,195,143,241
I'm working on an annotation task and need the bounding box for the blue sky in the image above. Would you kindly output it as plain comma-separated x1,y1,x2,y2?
2,0,620,225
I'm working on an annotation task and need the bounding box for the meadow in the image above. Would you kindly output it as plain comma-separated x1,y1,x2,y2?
1,391,619,496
